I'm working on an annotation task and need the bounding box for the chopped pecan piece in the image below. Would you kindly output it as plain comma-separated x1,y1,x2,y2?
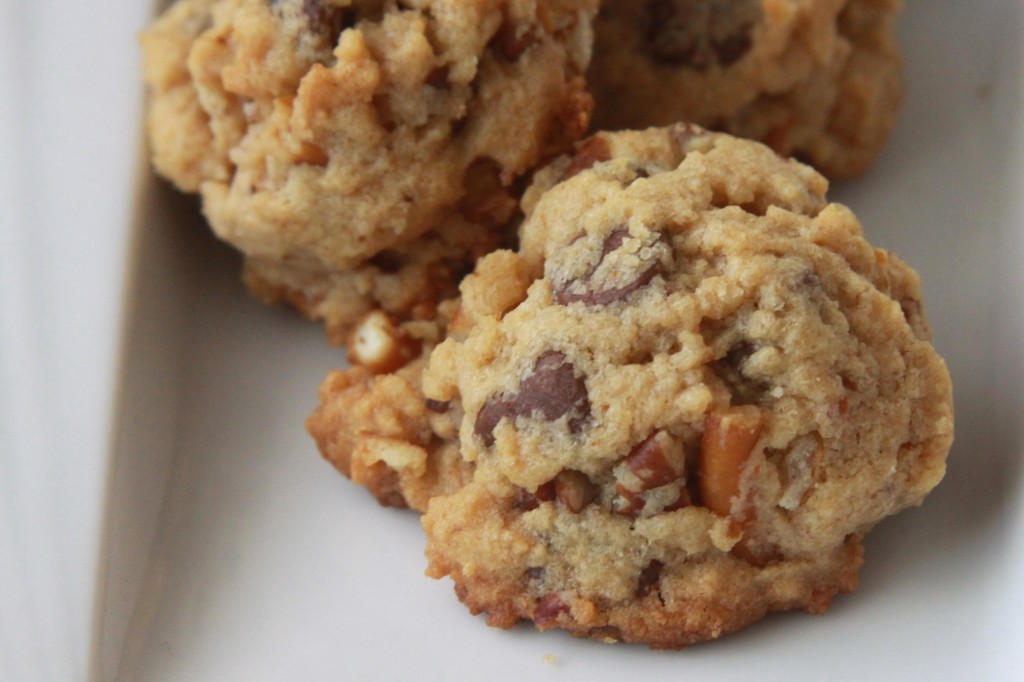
554,470,598,513
698,406,765,517
346,311,420,373
534,593,570,626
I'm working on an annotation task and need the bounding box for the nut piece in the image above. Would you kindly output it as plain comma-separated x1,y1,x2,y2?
534,593,570,627
295,141,329,166
346,311,421,374
614,431,688,517
624,431,683,489
518,481,556,511
698,406,764,517
560,135,611,181
554,470,598,513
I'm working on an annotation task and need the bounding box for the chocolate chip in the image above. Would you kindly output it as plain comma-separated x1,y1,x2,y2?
425,65,450,89
425,399,450,414
637,560,664,598
560,136,612,182
554,229,665,306
491,20,539,61
798,270,822,291
645,0,759,69
475,398,515,446
474,351,590,445
710,341,768,406
369,250,405,273
271,0,354,44
517,352,589,428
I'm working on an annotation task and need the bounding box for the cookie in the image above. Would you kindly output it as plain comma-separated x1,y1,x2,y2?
587,0,903,178
141,0,597,338
404,125,951,647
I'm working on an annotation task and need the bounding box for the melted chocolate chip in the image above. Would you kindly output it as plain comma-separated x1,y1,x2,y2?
554,229,664,306
369,249,405,273
474,398,516,447
491,21,539,61
710,341,768,406
425,399,450,414
645,0,760,69
637,560,664,598
525,566,545,582
518,352,590,426
425,65,450,89
278,0,354,44
474,351,590,445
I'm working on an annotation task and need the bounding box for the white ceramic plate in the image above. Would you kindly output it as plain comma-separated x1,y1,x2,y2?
89,1,1024,680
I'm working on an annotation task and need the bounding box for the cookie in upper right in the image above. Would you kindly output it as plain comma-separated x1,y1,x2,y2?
588,0,903,178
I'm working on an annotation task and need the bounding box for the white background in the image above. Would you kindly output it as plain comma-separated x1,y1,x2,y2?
2,1,1023,680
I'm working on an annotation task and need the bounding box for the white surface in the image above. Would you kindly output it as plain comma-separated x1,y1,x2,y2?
2,1,1023,680
1,2,151,681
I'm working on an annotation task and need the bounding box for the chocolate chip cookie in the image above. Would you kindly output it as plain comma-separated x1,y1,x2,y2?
323,125,951,646
141,0,597,339
588,0,903,178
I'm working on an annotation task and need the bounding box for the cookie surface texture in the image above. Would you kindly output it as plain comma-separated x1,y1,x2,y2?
588,0,903,178
414,125,952,647
141,0,597,338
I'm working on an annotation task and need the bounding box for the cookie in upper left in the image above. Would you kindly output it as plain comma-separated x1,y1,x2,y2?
140,0,598,342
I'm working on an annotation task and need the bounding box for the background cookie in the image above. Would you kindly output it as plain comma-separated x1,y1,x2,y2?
587,0,903,178
141,0,597,338
416,125,952,647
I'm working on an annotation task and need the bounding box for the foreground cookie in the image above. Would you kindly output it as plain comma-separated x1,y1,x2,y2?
393,126,947,648
141,0,596,339
588,0,903,178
